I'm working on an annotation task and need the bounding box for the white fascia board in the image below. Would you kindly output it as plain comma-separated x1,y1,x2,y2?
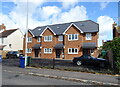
63,23,83,35
28,30,35,37
40,26,56,36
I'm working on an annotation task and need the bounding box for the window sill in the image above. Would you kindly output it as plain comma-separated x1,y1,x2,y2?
68,39,78,41
68,53,78,54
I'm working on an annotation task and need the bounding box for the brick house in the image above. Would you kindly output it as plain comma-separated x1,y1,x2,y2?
23,20,99,60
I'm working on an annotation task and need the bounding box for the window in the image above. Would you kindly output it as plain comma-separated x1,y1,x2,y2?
68,34,78,41
86,33,92,40
44,48,52,53
68,48,78,54
27,37,32,42
44,36,52,42
37,37,41,42
27,48,32,53
58,35,63,41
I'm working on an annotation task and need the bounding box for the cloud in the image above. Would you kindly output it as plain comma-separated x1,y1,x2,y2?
56,6,88,24
35,6,61,20
97,16,114,46
1,1,88,35
61,0,79,9
100,2,109,10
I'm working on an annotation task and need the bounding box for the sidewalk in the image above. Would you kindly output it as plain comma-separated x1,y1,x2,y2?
2,65,120,86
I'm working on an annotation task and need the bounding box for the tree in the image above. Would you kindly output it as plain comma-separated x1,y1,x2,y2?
102,37,120,74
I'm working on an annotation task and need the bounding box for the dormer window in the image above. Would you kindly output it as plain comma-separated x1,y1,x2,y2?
86,33,92,40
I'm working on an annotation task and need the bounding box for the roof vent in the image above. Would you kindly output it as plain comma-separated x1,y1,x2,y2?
57,26,60,29
80,24,84,26
38,29,41,30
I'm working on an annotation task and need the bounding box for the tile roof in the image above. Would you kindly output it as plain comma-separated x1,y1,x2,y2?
0,29,17,38
82,42,97,48
29,20,99,37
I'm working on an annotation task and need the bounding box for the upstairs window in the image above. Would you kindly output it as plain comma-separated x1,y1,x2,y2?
37,37,41,42
44,36,52,42
58,35,63,41
86,33,92,40
27,37,32,42
68,34,78,41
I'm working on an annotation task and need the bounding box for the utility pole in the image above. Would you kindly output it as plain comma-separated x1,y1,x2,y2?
25,0,29,68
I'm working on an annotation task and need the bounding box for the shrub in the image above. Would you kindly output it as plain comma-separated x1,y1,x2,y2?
102,37,120,74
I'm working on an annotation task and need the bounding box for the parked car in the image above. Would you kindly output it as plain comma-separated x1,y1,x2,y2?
6,51,23,58
73,55,109,67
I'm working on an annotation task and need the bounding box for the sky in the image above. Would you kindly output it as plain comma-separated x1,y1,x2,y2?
0,0,119,46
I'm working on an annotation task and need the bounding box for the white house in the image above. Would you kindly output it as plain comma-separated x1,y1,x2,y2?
0,28,24,51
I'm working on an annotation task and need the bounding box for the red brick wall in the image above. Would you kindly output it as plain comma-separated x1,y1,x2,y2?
41,28,56,59
23,32,41,57
64,25,83,59
23,26,98,60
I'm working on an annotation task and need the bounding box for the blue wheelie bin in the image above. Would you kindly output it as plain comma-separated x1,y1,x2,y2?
0,55,2,63
20,56,26,68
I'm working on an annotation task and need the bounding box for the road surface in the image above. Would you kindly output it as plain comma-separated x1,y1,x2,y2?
2,71,91,85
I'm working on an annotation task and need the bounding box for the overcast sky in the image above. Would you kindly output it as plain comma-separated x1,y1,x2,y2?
0,0,119,46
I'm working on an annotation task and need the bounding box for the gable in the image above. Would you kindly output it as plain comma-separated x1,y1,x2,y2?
40,26,56,36
63,23,83,34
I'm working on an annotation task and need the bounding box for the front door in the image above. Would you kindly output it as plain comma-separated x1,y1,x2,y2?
56,49,61,58
34,49,39,57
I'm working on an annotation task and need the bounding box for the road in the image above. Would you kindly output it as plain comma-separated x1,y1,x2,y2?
2,71,91,85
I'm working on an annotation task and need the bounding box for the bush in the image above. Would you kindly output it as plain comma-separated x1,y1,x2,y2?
102,37,120,74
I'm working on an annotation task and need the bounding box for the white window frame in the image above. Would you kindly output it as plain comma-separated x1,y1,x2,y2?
68,48,78,54
26,48,32,53
27,37,32,43
58,35,63,41
68,34,78,41
86,33,92,40
44,36,52,42
44,48,52,54
37,37,41,42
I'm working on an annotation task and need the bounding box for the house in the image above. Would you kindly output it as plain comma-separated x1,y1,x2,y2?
23,20,99,60
113,22,120,38
0,27,23,52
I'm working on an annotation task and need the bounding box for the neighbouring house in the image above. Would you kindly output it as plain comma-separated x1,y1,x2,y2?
23,20,99,60
113,22,120,38
0,26,24,52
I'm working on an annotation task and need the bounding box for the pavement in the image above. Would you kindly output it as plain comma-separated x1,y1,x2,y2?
2,65,120,86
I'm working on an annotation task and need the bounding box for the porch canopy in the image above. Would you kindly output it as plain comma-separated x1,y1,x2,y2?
82,42,97,48
32,44,41,49
54,43,64,49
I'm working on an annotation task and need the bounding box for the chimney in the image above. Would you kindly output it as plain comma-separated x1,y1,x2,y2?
2,24,6,31
112,22,117,29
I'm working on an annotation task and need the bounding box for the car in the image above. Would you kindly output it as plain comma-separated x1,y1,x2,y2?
73,55,109,67
6,51,23,59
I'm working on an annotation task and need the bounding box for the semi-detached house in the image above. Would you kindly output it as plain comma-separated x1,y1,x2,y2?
23,20,99,60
